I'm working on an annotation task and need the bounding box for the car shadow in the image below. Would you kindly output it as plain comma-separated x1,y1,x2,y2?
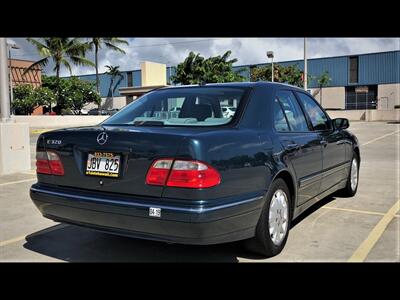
23,195,337,262
291,195,336,228
23,224,245,262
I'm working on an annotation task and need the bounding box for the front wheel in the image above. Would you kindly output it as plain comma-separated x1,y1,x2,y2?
244,178,291,257
338,152,359,197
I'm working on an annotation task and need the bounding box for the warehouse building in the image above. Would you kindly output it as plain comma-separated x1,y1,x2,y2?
74,50,399,111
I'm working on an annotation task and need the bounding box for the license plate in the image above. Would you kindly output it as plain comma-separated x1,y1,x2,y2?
86,152,121,178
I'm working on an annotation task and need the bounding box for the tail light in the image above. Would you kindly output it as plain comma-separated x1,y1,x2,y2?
145,159,173,186
145,159,221,188
36,151,64,176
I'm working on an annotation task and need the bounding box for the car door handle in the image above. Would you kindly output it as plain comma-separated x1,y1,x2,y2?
320,140,328,147
285,143,299,151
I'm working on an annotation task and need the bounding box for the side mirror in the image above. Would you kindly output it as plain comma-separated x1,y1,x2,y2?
333,118,349,130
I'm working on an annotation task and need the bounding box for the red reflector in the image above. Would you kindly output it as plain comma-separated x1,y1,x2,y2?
167,160,221,188
36,151,64,176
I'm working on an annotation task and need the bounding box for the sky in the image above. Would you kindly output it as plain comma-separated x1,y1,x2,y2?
7,38,400,77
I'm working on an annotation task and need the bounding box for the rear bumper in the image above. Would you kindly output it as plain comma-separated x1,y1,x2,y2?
30,184,264,245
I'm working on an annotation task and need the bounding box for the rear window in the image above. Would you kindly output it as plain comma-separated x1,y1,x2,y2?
103,87,248,127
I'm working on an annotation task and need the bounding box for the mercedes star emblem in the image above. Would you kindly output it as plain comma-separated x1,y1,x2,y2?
96,132,108,145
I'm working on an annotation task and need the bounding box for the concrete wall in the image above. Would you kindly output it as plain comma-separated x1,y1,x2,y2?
83,96,127,110
0,122,31,175
327,109,400,121
312,86,345,109
12,116,109,128
140,61,167,86
378,83,400,110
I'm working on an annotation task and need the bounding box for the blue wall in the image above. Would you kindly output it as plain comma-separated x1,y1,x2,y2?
358,51,399,85
64,51,399,97
233,50,399,88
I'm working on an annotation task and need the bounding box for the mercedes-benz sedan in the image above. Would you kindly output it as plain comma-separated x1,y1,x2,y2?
30,82,360,257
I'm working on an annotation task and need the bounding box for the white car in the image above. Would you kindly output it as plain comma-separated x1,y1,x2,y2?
222,106,236,118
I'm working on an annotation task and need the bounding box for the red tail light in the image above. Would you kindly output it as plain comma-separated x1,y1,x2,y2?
36,151,64,176
146,159,221,188
145,159,173,186
36,151,52,174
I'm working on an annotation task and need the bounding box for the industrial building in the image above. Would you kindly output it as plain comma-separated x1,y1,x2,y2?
72,50,399,111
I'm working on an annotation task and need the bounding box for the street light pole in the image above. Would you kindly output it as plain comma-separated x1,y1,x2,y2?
304,37,308,91
7,42,19,116
267,51,274,82
271,57,274,82
0,38,11,122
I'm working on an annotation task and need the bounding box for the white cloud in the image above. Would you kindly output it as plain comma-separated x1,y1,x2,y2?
9,37,400,76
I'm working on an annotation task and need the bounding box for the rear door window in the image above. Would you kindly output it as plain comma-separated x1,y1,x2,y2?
275,90,309,132
273,98,290,132
296,92,331,131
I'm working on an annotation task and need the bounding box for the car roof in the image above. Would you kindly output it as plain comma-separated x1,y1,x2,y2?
159,81,305,92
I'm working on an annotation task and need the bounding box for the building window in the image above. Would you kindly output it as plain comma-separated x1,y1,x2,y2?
127,72,133,87
349,56,358,84
345,85,377,110
126,95,134,104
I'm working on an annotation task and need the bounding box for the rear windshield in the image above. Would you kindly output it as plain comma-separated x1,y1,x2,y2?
103,87,248,127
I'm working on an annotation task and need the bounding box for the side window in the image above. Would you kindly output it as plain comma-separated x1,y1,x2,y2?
296,92,331,131
273,98,290,132
276,90,309,132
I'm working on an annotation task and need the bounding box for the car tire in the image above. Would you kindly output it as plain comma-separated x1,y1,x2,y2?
338,151,359,197
244,178,292,257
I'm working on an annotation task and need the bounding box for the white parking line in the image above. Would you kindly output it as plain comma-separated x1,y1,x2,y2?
0,178,36,187
361,130,400,146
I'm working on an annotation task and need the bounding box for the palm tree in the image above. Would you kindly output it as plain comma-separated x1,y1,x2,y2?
87,38,129,94
25,38,94,113
105,65,123,102
26,38,94,79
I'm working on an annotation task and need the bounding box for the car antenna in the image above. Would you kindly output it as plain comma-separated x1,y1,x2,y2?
199,81,207,86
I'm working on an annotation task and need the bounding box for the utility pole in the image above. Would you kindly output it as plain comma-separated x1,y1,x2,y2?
0,38,10,122
304,37,308,91
0,38,31,175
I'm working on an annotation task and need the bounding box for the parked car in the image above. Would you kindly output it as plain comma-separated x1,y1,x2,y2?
88,108,110,115
107,108,119,115
30,82,360,257
221,106,236,118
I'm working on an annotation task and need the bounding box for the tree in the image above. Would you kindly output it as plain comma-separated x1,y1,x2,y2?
87,38,129,94
316,71,332,106
25,38,94,113
12,84,36,115
105,65,124,103
42,75,101,114
250,64,307,87
33,86,56,112
60,77,101,114
12,85,56,115
171,51,245,85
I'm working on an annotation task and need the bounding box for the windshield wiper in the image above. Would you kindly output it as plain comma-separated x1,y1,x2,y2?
133,120,165,126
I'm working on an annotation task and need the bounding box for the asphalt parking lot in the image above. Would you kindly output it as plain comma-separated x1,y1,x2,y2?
0,121,399,262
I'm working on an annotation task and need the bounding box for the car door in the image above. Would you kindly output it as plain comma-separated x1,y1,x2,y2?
273,90,323,206
295,91,347,193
